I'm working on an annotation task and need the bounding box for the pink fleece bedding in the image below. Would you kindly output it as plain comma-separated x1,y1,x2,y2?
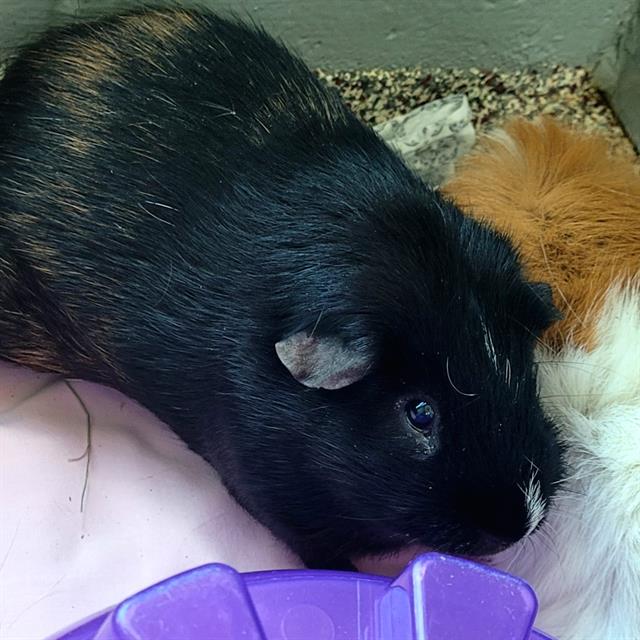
0,361,303,639
1,358,422,639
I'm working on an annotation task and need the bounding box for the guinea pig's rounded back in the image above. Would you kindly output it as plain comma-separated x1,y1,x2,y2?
443,117,640,350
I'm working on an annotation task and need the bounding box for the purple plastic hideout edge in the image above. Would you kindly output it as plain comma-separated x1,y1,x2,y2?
50,553,555,640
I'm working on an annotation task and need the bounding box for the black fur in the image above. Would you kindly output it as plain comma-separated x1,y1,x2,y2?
0,7,563,568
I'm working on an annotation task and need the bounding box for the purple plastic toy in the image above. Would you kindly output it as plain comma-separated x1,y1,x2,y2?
50,553,554,640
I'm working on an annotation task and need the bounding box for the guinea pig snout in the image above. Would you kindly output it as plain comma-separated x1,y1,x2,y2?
452,482,537,555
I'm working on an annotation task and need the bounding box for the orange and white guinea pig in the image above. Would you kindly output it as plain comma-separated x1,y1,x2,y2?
443,117,640,640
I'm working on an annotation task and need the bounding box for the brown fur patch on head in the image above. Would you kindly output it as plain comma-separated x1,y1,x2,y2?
443,117,640,350
118,7,200,62
30,33,119,132
36,8,199,126
61,133,92,156
122,8,198,39
42,34,119,91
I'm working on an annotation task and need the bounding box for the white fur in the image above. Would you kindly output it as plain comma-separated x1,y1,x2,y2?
495,281,640,639
522,475,546,537
485,127,522,157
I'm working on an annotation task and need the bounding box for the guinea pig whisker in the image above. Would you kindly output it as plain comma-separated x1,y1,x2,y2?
334,514,397,523
526,536,547,568
538,392,607,399
538,523,559,548
525,456,541,475
150,258,174,309
540,535,562,564
505,357,512,386
309,309,325,338
536,361,610,378
556,476,592,493
539,238,586,329
301,404,332,413
547,509,584,526
556,471,598,488
445,357,478,397
535,359,600,369
510,317,552,350
548,476,583,495
433,198,447,223
503,538,527,573
137,201,175,226
554,483,590,500
482,321,499,370
142,198,178,212
520,475,546,537
537,359,634,382
551,496,585,509
554,485,586,497
452,395,483,414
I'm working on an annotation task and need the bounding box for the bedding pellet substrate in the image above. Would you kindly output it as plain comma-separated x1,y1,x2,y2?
316,65,638,162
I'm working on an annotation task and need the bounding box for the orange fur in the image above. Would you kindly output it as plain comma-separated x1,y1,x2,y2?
443,117,640,349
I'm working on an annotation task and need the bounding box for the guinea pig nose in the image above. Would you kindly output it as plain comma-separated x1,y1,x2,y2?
454,486,529,553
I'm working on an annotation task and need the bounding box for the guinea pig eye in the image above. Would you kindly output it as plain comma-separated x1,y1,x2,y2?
405,399,436,432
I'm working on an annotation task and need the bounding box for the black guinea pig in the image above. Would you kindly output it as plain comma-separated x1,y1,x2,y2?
0,7,563,570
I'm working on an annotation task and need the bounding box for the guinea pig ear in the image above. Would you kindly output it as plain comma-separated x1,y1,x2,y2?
275,332,373,390
527,281,563,327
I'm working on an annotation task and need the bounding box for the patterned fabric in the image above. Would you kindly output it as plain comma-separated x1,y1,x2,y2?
374,94,475,186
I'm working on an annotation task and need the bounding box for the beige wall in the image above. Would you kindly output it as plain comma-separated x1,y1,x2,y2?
0,0,637,71
596,3,640,147
0,0,56,57
1,0,638,145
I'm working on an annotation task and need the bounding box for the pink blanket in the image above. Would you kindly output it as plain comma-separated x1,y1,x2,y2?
0,361,416,639
0,362,303,639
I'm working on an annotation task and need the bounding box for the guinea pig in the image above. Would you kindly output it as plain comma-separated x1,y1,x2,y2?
0,7,563,570
443,117,640,639
443,116,640,350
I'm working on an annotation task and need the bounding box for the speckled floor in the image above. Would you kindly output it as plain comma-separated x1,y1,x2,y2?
316,65,638,161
